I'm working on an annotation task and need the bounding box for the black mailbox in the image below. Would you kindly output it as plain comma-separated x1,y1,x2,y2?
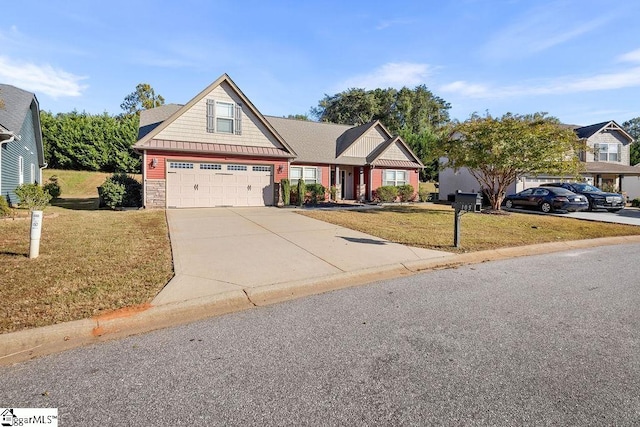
452,192,482,213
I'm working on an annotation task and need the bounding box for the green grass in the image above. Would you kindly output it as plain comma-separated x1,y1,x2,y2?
299,204,640,252
43,169,141,198
0,206,173,333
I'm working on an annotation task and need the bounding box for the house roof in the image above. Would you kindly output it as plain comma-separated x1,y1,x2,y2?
138,103,183,140
574,120,634,142
0,84,45,166
134,74,296,157
265,116,423,168
142,139,292,158
584,161,640,175
0,84,35,133
265,116,354,164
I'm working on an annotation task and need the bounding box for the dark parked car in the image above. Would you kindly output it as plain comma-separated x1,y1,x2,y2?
541,182,625,212
503,187,588,213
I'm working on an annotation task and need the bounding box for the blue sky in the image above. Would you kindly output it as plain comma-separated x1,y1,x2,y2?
2,0,640,126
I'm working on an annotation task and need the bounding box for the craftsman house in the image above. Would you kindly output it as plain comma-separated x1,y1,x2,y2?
134,74,423,208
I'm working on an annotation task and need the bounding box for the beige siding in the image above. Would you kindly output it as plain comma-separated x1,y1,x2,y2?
379,141,414,161
585,131,631,165
342,126,387,157
156,81,284,149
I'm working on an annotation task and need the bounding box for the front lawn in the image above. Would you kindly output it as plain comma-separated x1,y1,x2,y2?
298,204,640,252
0,206,173,334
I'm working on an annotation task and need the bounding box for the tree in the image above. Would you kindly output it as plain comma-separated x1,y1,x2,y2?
285,114,310,121
312,86,451,180
622,117,640,166
120,83,165,114
40,110,140,173
445,112,584,210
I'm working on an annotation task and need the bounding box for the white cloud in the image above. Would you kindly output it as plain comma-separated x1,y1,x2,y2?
618,48,640,63
375,19,413,31
0,56,87,98
440,66,640,99
338,62,432,90
482,3,612,60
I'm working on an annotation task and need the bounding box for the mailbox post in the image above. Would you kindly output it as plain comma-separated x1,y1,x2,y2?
452,192,482,248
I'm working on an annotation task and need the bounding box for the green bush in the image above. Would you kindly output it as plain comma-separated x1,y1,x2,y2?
14,184,52,210
306,183,326,205
109,173,142,207
329,185,337,201
297,179,306,206
632,198,640,208
0,195,11,216
99,180,126,209
99,173,141,209
281,179,291,205
374,186,399,203
43,175,62,199
398,184,415,202
418,185,430,202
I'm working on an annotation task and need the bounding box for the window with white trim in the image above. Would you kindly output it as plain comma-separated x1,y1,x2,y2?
595,143,621,162
30,163,36,184
227,164,247,171
383,170,407,186
206,99,243,135
290,166,317,184
18,156,24,185
252,166,271,172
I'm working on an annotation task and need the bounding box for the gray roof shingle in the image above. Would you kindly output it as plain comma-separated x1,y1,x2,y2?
0,84,35,133
138,103,183,140
265,116,354,164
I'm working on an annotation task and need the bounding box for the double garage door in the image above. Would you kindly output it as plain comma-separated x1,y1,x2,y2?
166,161,273,208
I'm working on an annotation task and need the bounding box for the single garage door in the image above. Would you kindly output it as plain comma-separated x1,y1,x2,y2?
166,161,273,208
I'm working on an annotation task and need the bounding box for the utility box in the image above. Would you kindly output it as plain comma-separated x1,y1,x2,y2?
452,192,482,213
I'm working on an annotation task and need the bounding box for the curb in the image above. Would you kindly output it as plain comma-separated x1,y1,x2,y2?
2,235,640,366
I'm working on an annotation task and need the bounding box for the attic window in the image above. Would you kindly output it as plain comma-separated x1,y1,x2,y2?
206,99,243,135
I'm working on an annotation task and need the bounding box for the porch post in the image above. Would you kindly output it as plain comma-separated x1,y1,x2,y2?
335,165,341,201
618,174,624,192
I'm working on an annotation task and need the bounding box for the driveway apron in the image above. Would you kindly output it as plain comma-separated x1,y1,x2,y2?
153,207,452,305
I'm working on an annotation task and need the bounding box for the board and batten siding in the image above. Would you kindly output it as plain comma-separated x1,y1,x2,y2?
378,141,415,162
1,109,39,205
155,82,285,149
585,131,631,165
342,127,387,157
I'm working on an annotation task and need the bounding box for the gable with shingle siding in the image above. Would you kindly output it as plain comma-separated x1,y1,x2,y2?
340,127,388,158
155,82,286,150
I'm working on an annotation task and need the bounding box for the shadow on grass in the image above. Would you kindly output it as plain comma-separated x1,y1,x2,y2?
51,197,100,211
351,205,453,215
0,251,27,258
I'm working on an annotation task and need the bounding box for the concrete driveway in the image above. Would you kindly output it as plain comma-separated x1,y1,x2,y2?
559,207,640,225
153,207,453,305
506,206,640,226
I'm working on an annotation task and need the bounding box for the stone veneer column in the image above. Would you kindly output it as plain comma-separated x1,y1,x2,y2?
145,179,166,208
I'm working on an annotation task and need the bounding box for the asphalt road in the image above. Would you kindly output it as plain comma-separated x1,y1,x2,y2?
2,244,640,426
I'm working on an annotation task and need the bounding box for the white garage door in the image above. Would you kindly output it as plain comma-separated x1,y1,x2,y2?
166,161,273,208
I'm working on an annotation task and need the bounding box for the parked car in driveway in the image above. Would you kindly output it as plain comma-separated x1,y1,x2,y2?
541,182,625,212
503,187,589,213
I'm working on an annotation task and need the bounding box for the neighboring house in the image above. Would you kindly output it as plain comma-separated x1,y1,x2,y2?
0,84,46,205
439,120,640,200
134,74,423,208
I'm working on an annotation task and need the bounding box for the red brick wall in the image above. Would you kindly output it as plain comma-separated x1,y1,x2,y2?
371,168,420,200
